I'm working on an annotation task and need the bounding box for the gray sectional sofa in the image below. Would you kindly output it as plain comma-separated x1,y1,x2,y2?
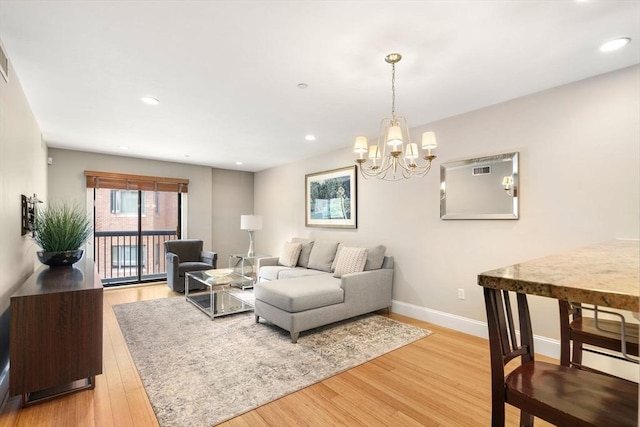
253,238,394,343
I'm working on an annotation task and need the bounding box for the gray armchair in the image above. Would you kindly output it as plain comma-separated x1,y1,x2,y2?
165,239,217,292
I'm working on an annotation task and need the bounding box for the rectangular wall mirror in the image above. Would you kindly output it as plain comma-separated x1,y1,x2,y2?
440,152,519,220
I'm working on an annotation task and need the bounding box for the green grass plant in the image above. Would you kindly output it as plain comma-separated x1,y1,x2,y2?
34,202,92,252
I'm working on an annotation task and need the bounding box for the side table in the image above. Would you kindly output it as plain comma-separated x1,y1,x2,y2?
228,253,270,289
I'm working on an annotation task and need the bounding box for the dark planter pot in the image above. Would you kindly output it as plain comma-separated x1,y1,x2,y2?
37,250,84,267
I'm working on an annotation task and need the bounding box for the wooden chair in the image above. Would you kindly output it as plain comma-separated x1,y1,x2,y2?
484,288,638,426
559,300,639,371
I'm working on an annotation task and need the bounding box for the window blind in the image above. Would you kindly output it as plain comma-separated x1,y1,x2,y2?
84,170,189,193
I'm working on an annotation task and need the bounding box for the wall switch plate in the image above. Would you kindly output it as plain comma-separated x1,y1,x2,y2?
458,288,465,300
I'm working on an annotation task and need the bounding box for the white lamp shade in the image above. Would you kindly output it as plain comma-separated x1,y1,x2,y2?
405,143,419,159
240,215,262,230
353,136,368,153
369,145,381,159
421,131,437,149
386,125,403,147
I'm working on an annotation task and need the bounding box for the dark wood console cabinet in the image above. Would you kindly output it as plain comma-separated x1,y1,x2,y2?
10,258,103,406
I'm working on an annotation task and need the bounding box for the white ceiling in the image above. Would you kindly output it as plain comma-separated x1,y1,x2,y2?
1,1,638,172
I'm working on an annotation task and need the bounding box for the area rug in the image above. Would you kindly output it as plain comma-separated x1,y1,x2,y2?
113,295,431,426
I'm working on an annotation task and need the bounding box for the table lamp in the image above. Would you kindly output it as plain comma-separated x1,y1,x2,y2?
240,215,262,257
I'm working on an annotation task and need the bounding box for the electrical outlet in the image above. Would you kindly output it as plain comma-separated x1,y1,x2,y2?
458,288,465,300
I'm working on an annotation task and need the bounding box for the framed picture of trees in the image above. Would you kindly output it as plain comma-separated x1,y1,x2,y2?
305,166,357,228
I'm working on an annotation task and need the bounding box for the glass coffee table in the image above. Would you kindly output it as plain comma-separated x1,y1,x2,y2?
185,269,253,320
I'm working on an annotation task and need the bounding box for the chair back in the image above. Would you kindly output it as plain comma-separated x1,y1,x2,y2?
484,288,535,370
559,300,639,368
484,288,535,426
165,239,203,262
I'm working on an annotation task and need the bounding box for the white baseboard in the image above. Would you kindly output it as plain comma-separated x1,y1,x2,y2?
0,361,9,413
392,299,560,359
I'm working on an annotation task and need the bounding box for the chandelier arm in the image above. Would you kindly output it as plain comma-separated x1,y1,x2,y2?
357,161,432,181
368,158,395,176
396,116,411,144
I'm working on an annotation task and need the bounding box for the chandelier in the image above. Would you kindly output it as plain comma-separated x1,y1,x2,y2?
353,53,437,181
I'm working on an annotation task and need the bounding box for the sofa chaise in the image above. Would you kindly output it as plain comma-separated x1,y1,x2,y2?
254,238,393,343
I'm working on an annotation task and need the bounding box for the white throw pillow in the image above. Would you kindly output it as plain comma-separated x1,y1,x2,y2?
279,242,302,268
333,247,368,278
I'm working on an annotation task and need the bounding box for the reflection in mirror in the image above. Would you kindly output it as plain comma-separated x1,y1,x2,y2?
440,152,519,219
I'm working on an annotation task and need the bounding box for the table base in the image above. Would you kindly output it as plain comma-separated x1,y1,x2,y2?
186,289,252,320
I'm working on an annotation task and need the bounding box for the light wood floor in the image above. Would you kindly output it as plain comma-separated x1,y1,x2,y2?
0,283,555,426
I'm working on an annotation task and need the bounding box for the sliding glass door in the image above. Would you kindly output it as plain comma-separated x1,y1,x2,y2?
93,188,180,286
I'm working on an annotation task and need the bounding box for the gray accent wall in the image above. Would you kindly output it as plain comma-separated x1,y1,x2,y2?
0,50,48,405
47,148,254,260
211,168,255,264
254,65,640,341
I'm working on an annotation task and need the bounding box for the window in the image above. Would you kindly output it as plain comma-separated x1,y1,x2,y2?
110,190,145,214
111,245,147,268
88,171,184,286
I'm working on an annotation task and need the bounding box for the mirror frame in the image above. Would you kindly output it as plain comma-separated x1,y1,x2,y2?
440,152,519,220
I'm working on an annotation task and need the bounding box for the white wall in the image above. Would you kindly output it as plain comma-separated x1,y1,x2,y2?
0,48,48,405
255,65,640,342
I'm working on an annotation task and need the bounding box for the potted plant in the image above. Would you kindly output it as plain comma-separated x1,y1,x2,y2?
34,202,92,267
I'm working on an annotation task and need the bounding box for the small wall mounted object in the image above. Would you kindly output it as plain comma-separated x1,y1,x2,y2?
440,152,519,220
21,193,43,236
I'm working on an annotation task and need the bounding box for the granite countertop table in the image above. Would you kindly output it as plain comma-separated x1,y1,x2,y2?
478,240,639,312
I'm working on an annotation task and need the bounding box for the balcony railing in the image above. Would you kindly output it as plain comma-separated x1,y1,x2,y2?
94,229,177,286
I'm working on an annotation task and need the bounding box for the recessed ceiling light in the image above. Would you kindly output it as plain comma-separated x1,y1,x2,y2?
141,96,160,105
297,83,308,89
119,146,129,150
600,37,631,52
305,135,316,141
184,154,190,158
235,161,243,165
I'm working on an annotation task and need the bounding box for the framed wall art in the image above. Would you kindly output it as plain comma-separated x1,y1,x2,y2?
305,166,357,228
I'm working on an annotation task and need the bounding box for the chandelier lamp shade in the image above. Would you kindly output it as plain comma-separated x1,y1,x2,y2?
240,214,262,257
354,53,438,181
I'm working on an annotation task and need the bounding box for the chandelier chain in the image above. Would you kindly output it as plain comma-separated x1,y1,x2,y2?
391,62,396,121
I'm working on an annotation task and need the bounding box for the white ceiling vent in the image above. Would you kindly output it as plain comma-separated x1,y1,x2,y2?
472,165,491,176
0,43,8,82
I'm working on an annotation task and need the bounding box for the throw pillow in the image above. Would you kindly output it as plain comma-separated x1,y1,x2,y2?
333,247,368,278
364,245,386,270
307,240,340,272
292,237,314,268
330,243,343,272
330,244,386,271
278,242,302,268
